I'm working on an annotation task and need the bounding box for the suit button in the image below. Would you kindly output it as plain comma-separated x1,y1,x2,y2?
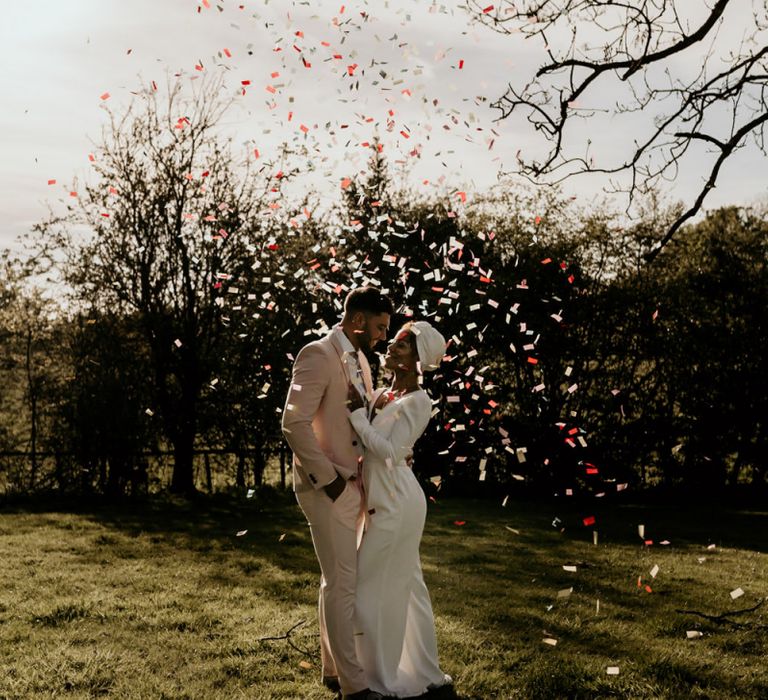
352,440,358,446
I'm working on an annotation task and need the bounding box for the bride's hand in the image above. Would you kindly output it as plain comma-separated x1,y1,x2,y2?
347,382,365,412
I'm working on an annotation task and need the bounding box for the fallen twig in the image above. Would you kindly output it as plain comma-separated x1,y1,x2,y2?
676,598,768,630
258,619,318,658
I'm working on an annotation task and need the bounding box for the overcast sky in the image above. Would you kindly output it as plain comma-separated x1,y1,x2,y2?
2,0,765,252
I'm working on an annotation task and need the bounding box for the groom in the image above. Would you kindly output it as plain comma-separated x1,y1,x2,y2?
282,287,393,700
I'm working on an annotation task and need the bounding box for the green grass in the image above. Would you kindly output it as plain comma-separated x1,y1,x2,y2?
0,491,766,699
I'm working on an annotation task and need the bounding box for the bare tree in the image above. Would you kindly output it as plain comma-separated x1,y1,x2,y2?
35,74,281,494
467,0,768,258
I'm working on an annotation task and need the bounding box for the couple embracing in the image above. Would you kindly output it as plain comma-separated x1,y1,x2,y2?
281,287,454,699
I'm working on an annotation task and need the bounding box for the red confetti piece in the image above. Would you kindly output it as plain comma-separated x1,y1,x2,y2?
454,520,466,526
482,4,494,12
341,177,352,189
527,357,538,365
100,92,110,101
459,59,464,69
347,64,358,75
300,124,309,133
253,148,260,159
241,80,251,86
223,48,232,58
47,179,56,185
583,516,596,526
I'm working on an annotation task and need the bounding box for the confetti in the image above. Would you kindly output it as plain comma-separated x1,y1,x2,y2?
236,530,248,537
730,587,745,600
606,667,620,675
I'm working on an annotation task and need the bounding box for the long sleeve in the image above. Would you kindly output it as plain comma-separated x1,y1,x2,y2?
348,393,431,468
281,343,337,488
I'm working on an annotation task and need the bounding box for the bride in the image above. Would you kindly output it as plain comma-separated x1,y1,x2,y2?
346,320,454,698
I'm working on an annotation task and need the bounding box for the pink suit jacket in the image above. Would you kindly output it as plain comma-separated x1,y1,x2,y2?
281,329,373,493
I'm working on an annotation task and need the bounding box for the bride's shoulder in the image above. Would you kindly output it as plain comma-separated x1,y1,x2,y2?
410,389,432,409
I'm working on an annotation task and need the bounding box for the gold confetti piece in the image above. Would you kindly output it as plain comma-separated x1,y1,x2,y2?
730,587,745,600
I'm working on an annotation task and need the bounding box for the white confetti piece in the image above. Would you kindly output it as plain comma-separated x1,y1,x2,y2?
236,530,248,537
557,587,573,599
730,587,745,600
542,637,558,646
638,524,645,538
686,630,703,639
650,564,659,578
563,565,577,572
606,666,620,675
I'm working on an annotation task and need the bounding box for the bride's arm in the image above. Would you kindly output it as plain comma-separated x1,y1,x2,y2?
348,395,430,466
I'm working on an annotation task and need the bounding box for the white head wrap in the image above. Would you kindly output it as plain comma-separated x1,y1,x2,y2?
410,320,446,373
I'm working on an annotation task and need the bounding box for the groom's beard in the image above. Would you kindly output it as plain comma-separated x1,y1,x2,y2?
357,326,373,351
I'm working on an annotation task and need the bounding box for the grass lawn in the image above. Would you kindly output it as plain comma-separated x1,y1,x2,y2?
1,490,766,699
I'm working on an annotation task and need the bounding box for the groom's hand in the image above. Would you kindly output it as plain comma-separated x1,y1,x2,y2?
323,474,346,502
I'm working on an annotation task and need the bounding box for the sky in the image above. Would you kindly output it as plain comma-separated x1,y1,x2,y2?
1,0,765,253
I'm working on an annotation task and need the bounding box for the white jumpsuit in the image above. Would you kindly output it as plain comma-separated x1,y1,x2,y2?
349,388,449,698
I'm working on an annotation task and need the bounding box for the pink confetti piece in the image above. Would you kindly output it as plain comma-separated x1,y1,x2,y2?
100,92,110,101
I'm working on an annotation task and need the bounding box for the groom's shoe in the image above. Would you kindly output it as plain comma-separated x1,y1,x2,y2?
341,689,383,700
322,676,341,694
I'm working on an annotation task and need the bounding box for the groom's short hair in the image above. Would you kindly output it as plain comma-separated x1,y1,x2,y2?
343,286,394,319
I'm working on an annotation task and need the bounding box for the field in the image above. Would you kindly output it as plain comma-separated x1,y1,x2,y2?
1,490,767,699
